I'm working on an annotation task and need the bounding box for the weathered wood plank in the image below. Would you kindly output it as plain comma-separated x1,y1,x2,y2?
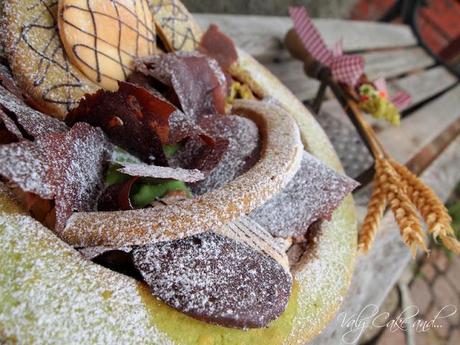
318,84,460,179
363,47,434,80
263,48,434,101
387,66,458,110
378,85,460,163
195,14,417,61
308,133,460,345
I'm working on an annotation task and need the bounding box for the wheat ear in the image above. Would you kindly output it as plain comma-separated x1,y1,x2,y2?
390,160,460,253
379,159,428,257
358,173,387,253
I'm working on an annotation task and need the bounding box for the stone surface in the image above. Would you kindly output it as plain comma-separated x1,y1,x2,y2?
446,256,460,293
376,327,406,345
447,329,460,345
420,263,437,282
433,276,460,325
410,278,432,315
415,331,443,345
431,249,450,272
426,305,450,339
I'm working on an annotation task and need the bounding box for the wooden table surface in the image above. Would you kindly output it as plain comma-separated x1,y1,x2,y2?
196,14,460,344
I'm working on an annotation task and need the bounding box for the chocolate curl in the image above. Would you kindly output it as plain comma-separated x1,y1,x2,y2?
289,6,364,87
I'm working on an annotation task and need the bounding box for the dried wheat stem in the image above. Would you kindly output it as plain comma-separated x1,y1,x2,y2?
358,174,387,253
390,160,460,253
379,159,428,257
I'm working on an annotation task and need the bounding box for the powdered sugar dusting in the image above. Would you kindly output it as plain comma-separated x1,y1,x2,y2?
250,151,359,237
0,209,172,345
118,162,205,183
0,123,109,232
0,85,67,137
191,115,259,195
133,232,292,329
62,100,303,247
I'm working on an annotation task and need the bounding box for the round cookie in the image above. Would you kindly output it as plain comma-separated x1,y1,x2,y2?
147,0,201,52
2,0,99,119
58,0,157,90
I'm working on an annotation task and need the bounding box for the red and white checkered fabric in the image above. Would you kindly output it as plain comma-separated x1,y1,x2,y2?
374,77,412,111
289,6,365,86
390,91,412,111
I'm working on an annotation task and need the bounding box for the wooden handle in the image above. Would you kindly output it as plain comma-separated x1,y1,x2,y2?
284,29,315,65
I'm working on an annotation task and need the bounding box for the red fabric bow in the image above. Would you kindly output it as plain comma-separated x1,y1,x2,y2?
289,6,365,86
374,78,413,111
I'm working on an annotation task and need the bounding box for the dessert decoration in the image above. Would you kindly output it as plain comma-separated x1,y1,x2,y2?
189,115,260,195
58,0,157,90
0,86,67,138
133,231,292,329
199,24,238,72
0,0,361,341
0,108,23,141
2,0,99,118
60,99,303,247
147,0,201,52
250,151,359,237
66,81,178,165
118,163,205,182
135,52,228,118
0,122,109,232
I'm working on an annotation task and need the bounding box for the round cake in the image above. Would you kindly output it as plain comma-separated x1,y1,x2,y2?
0,0,358,344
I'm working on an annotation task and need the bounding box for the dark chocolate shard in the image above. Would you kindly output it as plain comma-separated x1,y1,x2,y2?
0,85,67,138
0,64,24,101
199,24,238,72
0,122,110,232
0,108,23,140
66,82,175,165
118,163,205,183
98,177,138,211
133,232,291,329
190,115,260,195
136,52,227,119
250,151,359,238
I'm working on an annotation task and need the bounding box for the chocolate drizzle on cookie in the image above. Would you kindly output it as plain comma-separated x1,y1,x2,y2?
2,0,98,117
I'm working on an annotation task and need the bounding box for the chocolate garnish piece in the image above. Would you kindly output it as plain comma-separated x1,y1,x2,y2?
250,151,359,238
66,82,175,165
0,108,23,140
0,86,68,138
0,122,110,232
133,231,291,329
199,24,238,72
136,52,227,119
98,177,138,211
118,163,205,182
191,115,260,195
0,64,25,101
58,0,157,90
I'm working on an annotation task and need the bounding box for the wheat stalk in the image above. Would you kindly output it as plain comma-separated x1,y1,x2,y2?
390,160,460,254
358,173,387,253
378,159,428,257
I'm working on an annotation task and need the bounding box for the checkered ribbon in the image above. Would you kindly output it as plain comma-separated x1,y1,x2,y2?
374,78,412,111
289,6,365,86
